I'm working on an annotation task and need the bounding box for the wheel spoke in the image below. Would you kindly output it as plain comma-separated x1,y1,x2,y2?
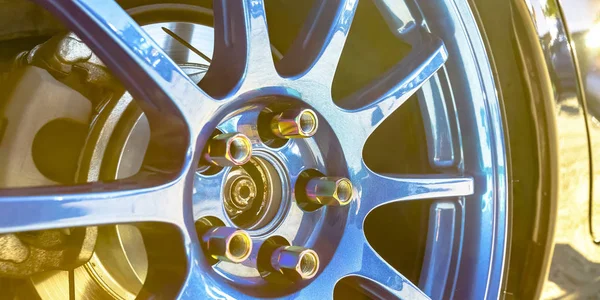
342,33,447,137
355,168,473,217
0,178,183,234
176,242,245,299
277,0,358,86
178,264,237,299
349,244,430,299
35,0,217,135
192,173,227,221
418,202,458,300
295,230,429,299
201,0,276,96
372,0,419,38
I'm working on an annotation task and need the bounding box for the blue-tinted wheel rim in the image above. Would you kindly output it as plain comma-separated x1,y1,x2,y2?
2,0,507,299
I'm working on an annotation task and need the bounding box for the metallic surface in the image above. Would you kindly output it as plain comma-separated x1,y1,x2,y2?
227,176,257,212
222,157,283,230
270,246,320,281
0,227,96,277
15,32,119,104
21,6,213,298
303,177,353,206
0,66,97,278
376,0,509,298
0,0,507,299
270,108,318,138
201,227,252,263
418,202,456,300
205,132,252,167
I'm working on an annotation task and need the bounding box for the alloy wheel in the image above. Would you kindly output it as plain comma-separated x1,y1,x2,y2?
0,0,508,299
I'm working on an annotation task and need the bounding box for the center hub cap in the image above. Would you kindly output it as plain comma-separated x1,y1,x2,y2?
222,155,284,230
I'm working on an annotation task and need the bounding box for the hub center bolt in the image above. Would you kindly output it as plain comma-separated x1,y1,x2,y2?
229,176,257,211
305,177,353,206
206,132,252,167
271,246,320,281
201,226,252,263
271,108,318,138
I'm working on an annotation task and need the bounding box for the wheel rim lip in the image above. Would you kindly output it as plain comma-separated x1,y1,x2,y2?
418,1,508,299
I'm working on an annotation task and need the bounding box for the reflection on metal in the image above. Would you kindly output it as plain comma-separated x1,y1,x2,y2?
418,202,456,299
26,6,213,299
304,177,353,206
270,246,320,281
226,174,257,212
12,0,506,298
201,227,252,263
270,108,319,138
222,156,285,231
205,132,252,167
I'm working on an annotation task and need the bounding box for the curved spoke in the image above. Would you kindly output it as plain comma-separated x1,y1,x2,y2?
0,179,183,234
372,0,419,38
201,0,276,96
355,168,473,217
35,0,217,136
177,241,242,300
342,32,447,138
178,265,237,300
349,244,430,299
418,202,458,300
293,230,428,299
192,173,227,221
277,0,358,86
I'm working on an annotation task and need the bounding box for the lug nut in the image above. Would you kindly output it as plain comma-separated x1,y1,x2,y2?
201,227,252,263
305,177,353,206
206,132,252,167
270,108,318,138
271,246,319,281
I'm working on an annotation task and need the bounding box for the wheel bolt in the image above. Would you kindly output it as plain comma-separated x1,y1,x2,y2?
201,227,252,263
206,132,252,167
305,177,353,206
271,246,319,281
270,108,318,138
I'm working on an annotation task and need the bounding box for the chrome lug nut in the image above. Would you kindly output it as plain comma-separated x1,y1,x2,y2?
271,108,318,138
206,132,252,167
201,227,252,263
305,177,353,206
271,246,319,281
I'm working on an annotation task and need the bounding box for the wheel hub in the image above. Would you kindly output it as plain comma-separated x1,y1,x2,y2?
223,156,285,230
226,172,257,212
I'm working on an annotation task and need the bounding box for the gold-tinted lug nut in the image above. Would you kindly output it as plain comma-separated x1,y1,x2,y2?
270,108,318,138
201,227,252,263
305,177,353,206
206,133,252,167
271,246,319,281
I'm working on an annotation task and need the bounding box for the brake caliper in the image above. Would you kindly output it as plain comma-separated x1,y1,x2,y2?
14,32,122,107
0,228,97,277
0,33,121,277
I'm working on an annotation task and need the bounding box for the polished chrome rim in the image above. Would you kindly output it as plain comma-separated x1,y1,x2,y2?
1,0,507,298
